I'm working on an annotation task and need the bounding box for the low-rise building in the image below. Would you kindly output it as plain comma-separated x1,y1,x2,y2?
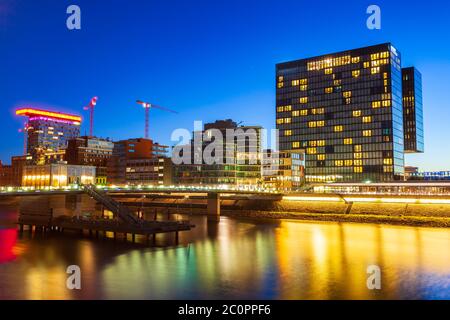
107,138,170,185
262,150,305,191
0,161,13,187
22,163,96,188
125,157,173,186
65,136,114,185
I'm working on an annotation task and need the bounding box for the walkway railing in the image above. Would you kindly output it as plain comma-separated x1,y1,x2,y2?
82,184,140,225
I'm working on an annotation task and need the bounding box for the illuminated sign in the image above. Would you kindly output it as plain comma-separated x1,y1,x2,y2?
16,108,82,123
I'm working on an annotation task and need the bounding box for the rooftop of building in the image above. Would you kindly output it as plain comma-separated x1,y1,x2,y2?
16,108,82,123
276,42,394,69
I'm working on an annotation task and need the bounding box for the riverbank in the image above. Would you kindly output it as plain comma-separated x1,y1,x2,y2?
223,210,450,228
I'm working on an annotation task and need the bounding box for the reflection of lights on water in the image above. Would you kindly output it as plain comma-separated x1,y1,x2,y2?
0,229,18,263
312,227,327,264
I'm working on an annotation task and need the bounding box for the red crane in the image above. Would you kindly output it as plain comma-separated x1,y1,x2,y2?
136,100,178,139
83,96,98,137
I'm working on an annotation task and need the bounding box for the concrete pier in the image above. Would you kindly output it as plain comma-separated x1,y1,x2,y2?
207,192,220,222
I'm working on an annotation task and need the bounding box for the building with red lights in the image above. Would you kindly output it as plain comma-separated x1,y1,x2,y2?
16,108,82,165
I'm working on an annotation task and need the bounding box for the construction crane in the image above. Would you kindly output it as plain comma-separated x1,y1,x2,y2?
83,96,98,137
136,100,178,139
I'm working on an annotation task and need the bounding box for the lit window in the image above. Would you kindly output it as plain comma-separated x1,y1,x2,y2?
335,160,344,167
300,85,308,91
354,145,362,152
371,67,380,74
285,118,292,124
292,110,299,117
382,100,391,107
354,153,362,159
308,121,317,128
354,167,363,173
317,154,326,161
325,68,333,74
363,130,372,137
284,130,292,136
354,159,362,166
312,108,325,115
363,62,370,68
343,91,352,98
292,80,300,86
344,138,353,145
351,57,360,63
343,160,352,166
325,87,333,94
317,140,325,146
362,116,372,123
299,78,308,85
317,121,325,127
307,148,317,155
334,125,343,132
285,105,292,111
299,97,308,104
276,118,284,124
383,158,393,165
334,80,341,86
353,110,361,117
352,70,360,78
292,142,300,148
372,101,381,108
300,109,308,116
277,106,284,112
278,82,284,88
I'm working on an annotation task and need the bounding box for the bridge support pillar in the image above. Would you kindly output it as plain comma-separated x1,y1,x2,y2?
207,192,220,222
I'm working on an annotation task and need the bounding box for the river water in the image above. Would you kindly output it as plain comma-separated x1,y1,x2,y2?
0,205,449,300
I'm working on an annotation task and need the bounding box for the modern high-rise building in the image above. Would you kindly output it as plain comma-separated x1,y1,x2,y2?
276,43,423,183
402,67,424,153
16,108,82,164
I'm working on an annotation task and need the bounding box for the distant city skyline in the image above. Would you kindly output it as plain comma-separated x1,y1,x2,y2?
2,0,450,171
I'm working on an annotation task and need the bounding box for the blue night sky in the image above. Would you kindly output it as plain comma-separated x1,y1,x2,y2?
1,0,449,171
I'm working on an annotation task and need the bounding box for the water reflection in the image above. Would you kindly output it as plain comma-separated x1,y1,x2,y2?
0,207,449,300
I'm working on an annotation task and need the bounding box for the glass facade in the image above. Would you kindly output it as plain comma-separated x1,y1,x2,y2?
276,43,418,183
402,67,424,153
27,117,80,164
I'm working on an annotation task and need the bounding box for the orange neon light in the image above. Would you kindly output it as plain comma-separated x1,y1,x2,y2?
16,108,82,122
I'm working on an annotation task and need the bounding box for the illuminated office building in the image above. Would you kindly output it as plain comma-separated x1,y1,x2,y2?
174,120,263,187
16,108,81,164
276,43,423,182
